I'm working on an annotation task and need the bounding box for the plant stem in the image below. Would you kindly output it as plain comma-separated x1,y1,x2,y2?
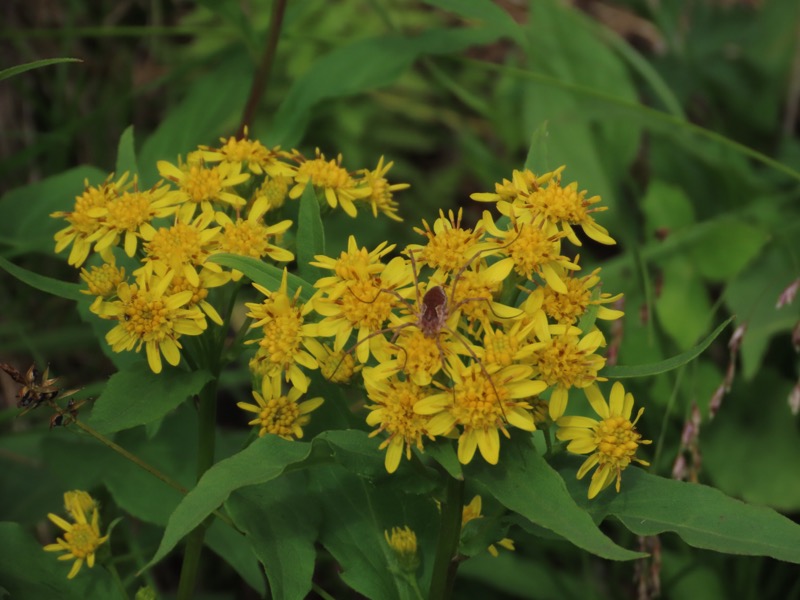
237,0,287,137
175,380,218,600
428,474,465,600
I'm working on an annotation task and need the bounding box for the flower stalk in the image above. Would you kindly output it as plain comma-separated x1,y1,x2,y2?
428,474,464,600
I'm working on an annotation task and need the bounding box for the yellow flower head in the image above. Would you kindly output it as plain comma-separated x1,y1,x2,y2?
52,172,131,266
237,373,323,440
201,130,296,177
556,382,651,498
80,252,126,300
470,167,561,205
407,208,492,275
311,343,361,384
255,175,293,212
245,269,320,392
157,158,249,220
44,491,109,579
525,321,607,420
167,267,231,326
288,148,371,217
384,526,420,573
311,235,395,296
90,179,177,257
357,156,408,222
92,270,207,373
415,356,546,465
536,263,624,325
364,364,436,473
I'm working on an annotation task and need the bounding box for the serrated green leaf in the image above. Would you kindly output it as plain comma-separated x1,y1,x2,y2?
227,476,318,600
469,439,643,560
115,125,138,178
87,362,213,434
209,253,315,302
296,183,325,282
603,317,733,378
0,256,83,301
565,465,800,564
0,58,82,82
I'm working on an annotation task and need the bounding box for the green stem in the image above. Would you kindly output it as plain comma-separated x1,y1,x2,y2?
175,380,219,600
237,0,287,136
429,474,465,600
108,562,129,599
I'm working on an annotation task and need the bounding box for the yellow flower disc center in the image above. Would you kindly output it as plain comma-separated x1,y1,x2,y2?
421,228,475,273
106,192,151,231
259,311,304,367
533,337,590,388
532,183,587,224
542,278,591,324
340,280,395,330
123,292,170,340
219,221,271,257
507,226,554,277
147,223,205,267
396,329,442,380
64,523,101,558
184,166,223,203
483,330,517,368
451,365,505,428
299,158,350,189
595,416,642,467
258,396,301,438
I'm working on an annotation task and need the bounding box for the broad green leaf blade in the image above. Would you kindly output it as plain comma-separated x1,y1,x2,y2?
146,435,315,569
206,519,267,597
310,465,439,600
0,58,81,82
115,125,138,178
0,256,83,301
87,362,213,434
0,522,123,599
422,0,523,43
227,476,319,600
0,166,106,257
567,466,800,564
602,317,733,378
209,253,315,302
469,439,643,560
296,184,325,282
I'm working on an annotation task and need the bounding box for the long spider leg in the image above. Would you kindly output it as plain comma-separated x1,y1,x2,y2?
444,324,507,420
330,321,416,379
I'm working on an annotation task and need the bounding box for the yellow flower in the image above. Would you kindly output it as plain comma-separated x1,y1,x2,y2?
461,495,515,557
445,257,521,328
357,156,408,222
384,526,420,573
313,255,413,363
139,210,221,288
90,178,177,257
200,129,296,177
157,158,249,219
481,210,577,294
407,208,492,275
92,270,207,373
52,173,130,266
237,373,323,440
43,491,109,579
167,267,231,326
556,382,651,498
255,175,293,212
245,269,321,392
364,364,436,473
526,323,607,420
415,355,546,465
310,235,395,297
214,198,294,280
288,148,371,217
79,251,126,300
535,262,624,325
470,167,561,205
311,343,361,383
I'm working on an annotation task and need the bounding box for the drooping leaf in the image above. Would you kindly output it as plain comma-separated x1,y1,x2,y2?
296,183,325,282
87,362,213,434
209,253,315,301
206,519,267,597
563,464,800,564
227,475,319,600
0,256,83,301
469,438,643,560
602,317,733,378
0,58,82,82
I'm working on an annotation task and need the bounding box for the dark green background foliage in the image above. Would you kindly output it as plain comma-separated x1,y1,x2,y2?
1,1,800,599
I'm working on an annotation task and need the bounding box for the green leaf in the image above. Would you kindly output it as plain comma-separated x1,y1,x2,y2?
566,465,800,564
0,166,107,256
115,125,138,178
422,0,523,43
603,317,733,378
227,475,318,600
310,466,439,600
469,438,643,560
208,253,315,302
87,362,213,434
206,519,267,597
0,522,123,599
0,58,82,82
0,256,83,301
654,260,713,349
296,183,325,282
689,219,769,281
146,435,315,569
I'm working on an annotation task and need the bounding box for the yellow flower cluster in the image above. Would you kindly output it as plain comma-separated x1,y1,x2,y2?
44,490,109,579
306,165,647,495
52,135,410,376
